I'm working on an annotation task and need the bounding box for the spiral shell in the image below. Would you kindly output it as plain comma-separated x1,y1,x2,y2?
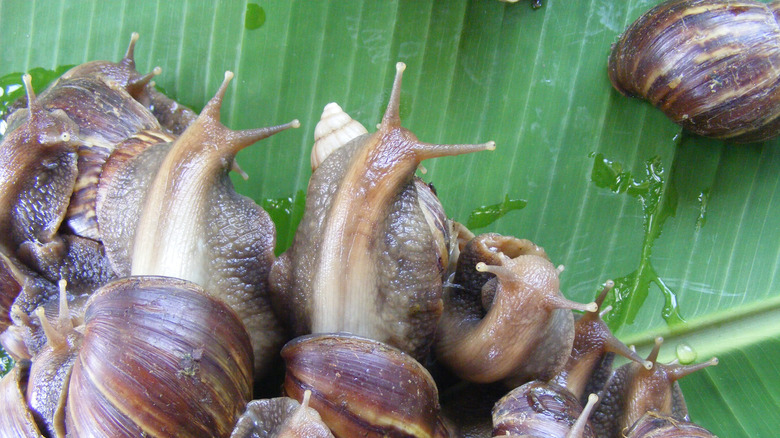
281,333,449,438
311,102,368,171
492,382,598,438
609,0,780,142
625,412,716,437
65,276,253,437
231,391,334,438
0,359,44,437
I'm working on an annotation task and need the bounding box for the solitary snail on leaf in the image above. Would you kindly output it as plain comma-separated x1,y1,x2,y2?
609,0,780,143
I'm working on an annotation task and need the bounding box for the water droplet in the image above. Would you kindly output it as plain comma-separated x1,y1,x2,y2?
696,189,710,230
245,3,266,30
676,342,697,364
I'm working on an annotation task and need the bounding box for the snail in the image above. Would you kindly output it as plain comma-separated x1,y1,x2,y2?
0,73,114,327
608,0,780,143
96,70,298,377
269,62,494,360
231,390,334,438
1,32,195,259
1,275,254,438
492,384,599,437
624,412,716,437
591,337,719,438
434,231,598,384
1,40,296,378
281,333,451,438
0,73,82,262
440,280,647,437
550,280,652,405
8,33,165,243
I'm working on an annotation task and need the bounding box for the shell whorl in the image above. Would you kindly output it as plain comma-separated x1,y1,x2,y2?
608,0,780,142
311,102,368,171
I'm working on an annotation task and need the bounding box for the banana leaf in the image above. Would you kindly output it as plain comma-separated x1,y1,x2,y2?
1,1,778,436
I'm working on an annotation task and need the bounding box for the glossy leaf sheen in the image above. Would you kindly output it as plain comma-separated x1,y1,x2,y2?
0,1,778,436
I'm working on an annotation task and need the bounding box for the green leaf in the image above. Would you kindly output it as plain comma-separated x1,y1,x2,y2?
1,1,778,436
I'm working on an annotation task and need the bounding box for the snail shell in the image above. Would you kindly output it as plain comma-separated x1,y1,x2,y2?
625,412,716,437
310,102,368,171
608,0,780,143
0,359,45,437
492,382,599,438
281,333,450,438
65,276,254,437
231,391,334,438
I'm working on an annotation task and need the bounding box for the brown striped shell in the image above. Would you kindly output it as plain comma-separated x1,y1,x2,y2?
608,0,780,143
231,391,334,438
0,360,45,437
625,412,716,437
281,333,450,438
65,276,254,437
492,382,598,438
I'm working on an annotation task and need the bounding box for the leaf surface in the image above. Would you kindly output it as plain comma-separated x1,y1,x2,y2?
1,1,778,435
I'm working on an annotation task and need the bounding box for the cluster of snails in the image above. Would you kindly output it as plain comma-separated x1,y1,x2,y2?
0,32,720,437
609,0,780,143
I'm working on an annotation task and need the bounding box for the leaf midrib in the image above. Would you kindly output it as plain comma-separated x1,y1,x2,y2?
619,294,780,362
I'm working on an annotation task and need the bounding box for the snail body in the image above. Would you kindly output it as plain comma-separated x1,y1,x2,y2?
551,281,652,405
270,62,494,360
25,281,81,437
483,281,647,438
435,232,597,384
96,71,298,377
591,338,718,438
609,0,780,143
0,74,81,261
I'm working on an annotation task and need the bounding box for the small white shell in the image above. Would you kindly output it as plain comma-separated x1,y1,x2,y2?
311,103,368,171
